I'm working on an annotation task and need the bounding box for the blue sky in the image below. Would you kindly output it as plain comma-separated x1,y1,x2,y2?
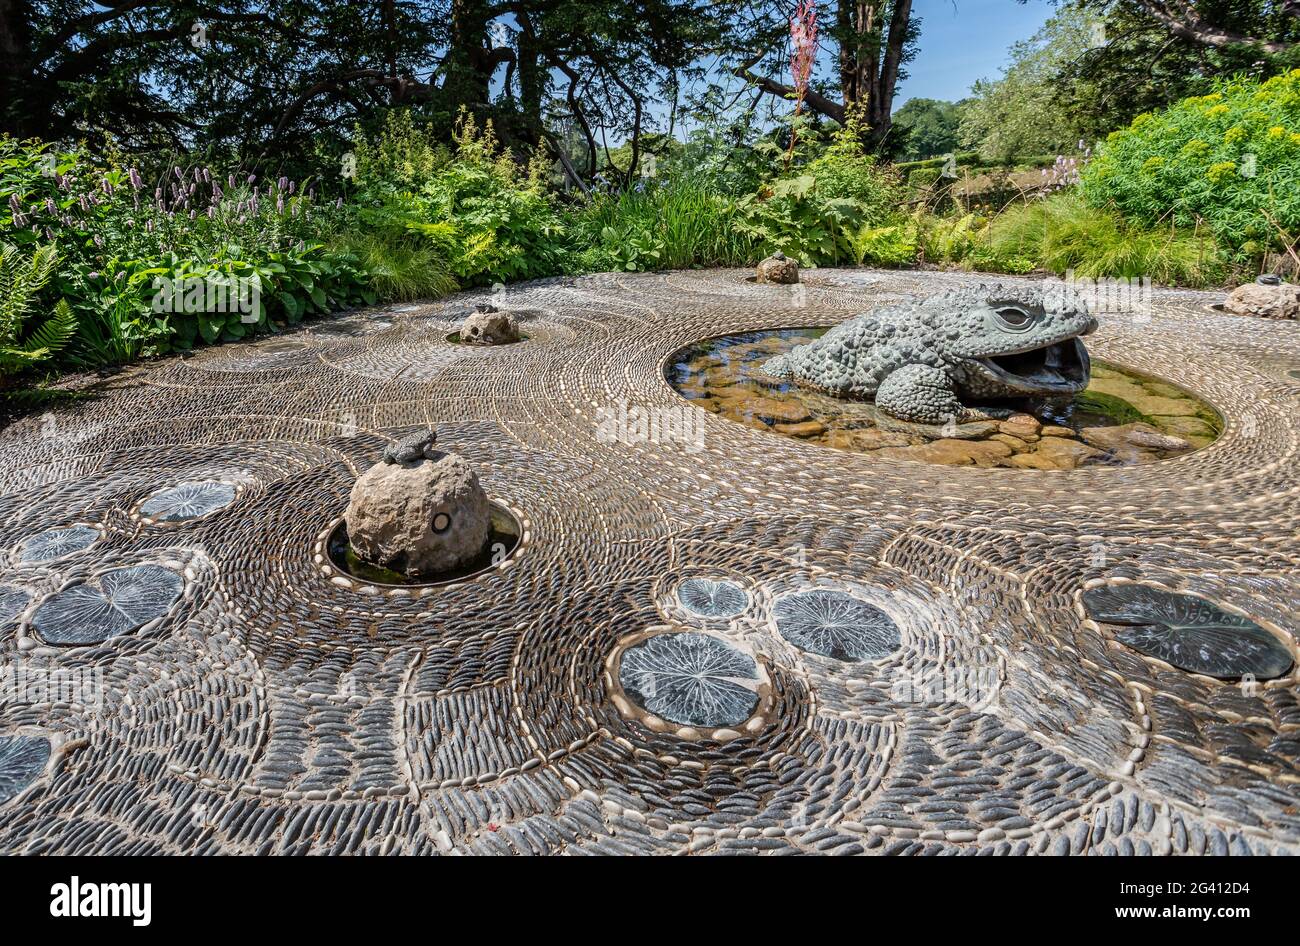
894,0,1055,108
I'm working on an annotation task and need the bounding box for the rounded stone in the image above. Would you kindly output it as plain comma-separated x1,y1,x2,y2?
1223,282,1300,320
755,253,800,284
345,451,490,577
618,632,760,728
461,309,521,345
774,590,901,661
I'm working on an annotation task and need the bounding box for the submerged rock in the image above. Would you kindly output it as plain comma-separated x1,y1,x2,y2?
1081,422,1190,457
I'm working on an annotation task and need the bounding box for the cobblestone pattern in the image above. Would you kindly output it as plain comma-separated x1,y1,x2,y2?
0,269,1297,855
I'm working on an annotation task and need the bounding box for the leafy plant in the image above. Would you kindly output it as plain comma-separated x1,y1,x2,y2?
352,109,565,284
984,193,1225,285
330,230,457,301
1,243,76,382
736,174,864,264
1081,69,1300,256
570,176,751,272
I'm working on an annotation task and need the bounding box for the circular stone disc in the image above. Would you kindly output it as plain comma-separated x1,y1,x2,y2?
17,525,99,563
0,736,51,806
774,590,901,661
0,586,32,626
1083,585,1294,680
677,578,749,618
32,564,184,646
618,632,760,728
140,481,237,522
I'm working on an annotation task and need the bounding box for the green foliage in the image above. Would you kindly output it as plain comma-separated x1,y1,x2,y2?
735,113,901,265
960,6,1092,162
330,230,457,301
803,113,902,225
985,194,1225,285
1080,70,1300,255
571,176,751,272
1054,0,1300,142
892,99,964,161
849,222,917,267
1,243,77,381
736,174,864,264
1,136,375,368
352,110,566,284
353,110,450,196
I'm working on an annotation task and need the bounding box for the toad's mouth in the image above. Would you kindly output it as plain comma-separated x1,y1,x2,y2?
978,337,1090,391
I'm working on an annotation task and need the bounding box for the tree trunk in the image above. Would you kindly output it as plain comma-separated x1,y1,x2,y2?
444,0,494,114
738,0,912,153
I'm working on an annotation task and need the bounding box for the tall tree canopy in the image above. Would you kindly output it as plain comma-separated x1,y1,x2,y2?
0,0,722,182
1054,0,1300,138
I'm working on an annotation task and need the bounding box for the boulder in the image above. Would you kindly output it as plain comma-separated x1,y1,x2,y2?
1223,282,1300,320
461,305,521,345
755,252,800,284
345,435,490,577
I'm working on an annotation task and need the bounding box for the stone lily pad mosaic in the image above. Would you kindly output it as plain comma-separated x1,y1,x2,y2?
1083,585,1294,680
17,525,99,563
619,632,760,728
0,586,32,626
774,590,901,661
31,564,184,646
139,481,237,522
0,736,51,806
677,578,749,618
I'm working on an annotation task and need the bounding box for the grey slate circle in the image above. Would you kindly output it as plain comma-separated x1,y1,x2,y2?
0,586,32,626
32,564,184,646
17,525,99,563
619,632,760,728
140,481,237,522
677,578,749,618
774,590,901,661
0,736,51,806
1084,585,1294,680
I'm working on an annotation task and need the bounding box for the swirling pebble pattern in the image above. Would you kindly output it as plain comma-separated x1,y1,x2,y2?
0,269,1297,855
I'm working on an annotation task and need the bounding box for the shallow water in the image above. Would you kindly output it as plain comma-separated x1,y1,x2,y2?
667,329,1222,469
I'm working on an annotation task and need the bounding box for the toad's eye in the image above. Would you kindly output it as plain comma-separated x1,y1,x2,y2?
995,306,1033,329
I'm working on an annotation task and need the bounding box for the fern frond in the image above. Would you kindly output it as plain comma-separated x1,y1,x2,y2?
18,299,77,356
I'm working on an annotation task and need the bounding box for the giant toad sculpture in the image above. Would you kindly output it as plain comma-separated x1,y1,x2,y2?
762,283,1098,424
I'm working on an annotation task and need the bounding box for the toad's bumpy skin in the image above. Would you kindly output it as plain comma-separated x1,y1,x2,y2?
762,282,1098,423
